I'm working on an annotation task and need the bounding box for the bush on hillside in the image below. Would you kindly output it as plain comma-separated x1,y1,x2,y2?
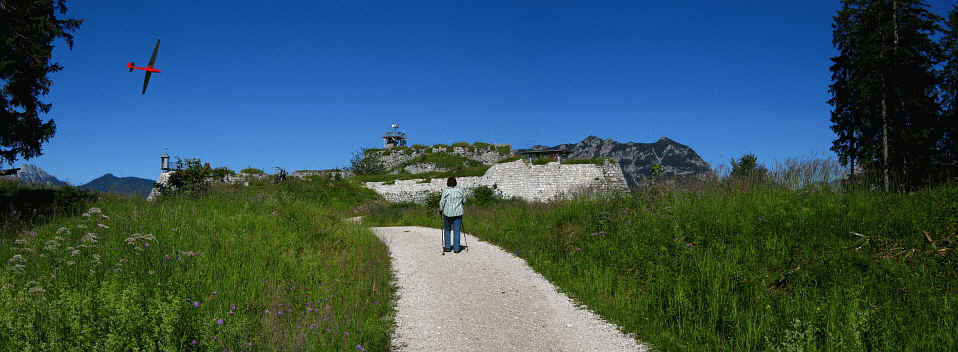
497,156,522,163
469,185,499,205
155,158,229,198
532,158,554,165
425,191,442,209
240,167,264,175
350,148,387,176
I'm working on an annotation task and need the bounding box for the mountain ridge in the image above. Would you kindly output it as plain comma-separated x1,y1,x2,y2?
536,136,712,188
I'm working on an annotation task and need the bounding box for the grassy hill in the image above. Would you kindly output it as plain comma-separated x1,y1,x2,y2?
361,159,958,351
0,176,395,351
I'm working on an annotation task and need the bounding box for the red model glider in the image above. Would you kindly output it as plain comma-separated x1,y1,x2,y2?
127,39,161,94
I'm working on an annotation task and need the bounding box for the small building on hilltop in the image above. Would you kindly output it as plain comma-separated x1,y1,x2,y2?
383,123,407,148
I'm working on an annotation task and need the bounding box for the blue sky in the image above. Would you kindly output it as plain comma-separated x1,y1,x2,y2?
13,0,956,185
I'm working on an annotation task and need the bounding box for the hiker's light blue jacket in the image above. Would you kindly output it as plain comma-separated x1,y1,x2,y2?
439,187,465,217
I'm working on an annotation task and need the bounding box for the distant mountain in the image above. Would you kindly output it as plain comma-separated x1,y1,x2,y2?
80,174,155,198
1,164,70,187
535,136,712,188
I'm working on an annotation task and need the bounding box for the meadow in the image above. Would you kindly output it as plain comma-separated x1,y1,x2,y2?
0,176,395,351
361,158,958,351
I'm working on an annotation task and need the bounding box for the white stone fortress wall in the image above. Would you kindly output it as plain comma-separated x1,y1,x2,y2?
363,159,629,203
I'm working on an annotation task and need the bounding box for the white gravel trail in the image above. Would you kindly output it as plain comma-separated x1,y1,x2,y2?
372,226,649,352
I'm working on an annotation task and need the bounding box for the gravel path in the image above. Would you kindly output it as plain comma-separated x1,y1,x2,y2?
372,226,649,352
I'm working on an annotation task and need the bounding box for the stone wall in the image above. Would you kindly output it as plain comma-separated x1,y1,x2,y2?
363,159,628,203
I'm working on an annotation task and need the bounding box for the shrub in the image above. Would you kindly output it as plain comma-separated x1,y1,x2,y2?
412,144,430,150
561,158,609,165
497,156,522,163
451,142,470,149
211,167,235,180
471,142,492,150
240,167,264,175
469,185,498,205
424,191,442,208
532,158,554,165
495,145,512,155
156,158,219,198
350,148,387,176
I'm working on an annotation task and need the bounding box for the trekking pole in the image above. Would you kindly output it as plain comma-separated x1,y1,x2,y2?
462,217,469,252
440,212,445,256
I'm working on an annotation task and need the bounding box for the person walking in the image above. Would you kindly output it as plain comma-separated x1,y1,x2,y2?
439,177,466,253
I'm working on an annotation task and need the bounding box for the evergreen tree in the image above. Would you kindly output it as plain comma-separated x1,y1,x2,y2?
938,5,958,173
0,0,82,167
828,0,943,191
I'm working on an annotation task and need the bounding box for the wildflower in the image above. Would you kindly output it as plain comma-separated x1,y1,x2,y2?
575,247,581,252
231,304,236,311
14,239,26,245
165,254,171,261
148,270,155,275
687,243,694,248
376,300,380,305
56,227,69,235
66,260,75,265
216,318,223,325
356,345,365,351
144,243,150,247
277,310,283,316
248,342,252,346
97,223,109,229
325,305,331,311
191,339,197,345
310,324,316,329
212,290,217,295
229,311,234,316
213,336,217,341
344,332,349,336
71,249,80,256
81,233,97,244
193,301,200,308
264,309,270,314
307,307,313,312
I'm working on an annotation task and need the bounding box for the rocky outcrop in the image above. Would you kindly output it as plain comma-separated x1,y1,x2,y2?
2,164,69,187
368,144,512,172
363,159,628,203
537,136,712,188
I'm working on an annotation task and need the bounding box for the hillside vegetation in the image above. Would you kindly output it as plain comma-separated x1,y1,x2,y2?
0,175,395,351
362,158,958,351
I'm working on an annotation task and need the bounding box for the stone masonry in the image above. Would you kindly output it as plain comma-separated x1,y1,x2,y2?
363,159,628,203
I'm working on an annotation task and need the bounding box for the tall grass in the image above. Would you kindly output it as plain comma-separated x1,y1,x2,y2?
0,176,396,351
363,157,958,351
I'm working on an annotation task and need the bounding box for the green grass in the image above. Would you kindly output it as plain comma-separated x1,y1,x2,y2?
560,158,610,165
353,166,491,183
532,158,554,165
361,158,958,351
0,176,396,351
496,156,522,163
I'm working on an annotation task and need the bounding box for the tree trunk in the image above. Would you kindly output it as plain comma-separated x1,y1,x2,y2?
883,92,890,193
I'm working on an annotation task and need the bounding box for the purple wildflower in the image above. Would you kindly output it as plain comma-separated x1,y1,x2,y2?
325,305,331,311
248,342,252,346
229,311,234,316
217,318,224,325
231,304,236,311
277,310,283,316
324,297,329,302
344,331,349,336
357,345,365,351
212,291,217,295
144,243,150,247
193,301,200,308
213,336,217,341
305,302,310,306
307,307,313,312
191,339,197,345
310,324,316,329
687,243,694,248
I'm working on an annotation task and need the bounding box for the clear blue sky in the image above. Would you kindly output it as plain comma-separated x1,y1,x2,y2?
15,0,956,185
